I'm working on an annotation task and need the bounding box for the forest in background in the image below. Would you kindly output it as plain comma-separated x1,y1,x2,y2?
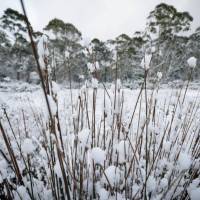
0,3,200,85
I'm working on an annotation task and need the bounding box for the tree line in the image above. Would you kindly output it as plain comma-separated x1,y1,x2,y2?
0,3,199,84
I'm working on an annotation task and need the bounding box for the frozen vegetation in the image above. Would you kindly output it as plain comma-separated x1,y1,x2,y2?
0,82,200,199
0,1,200,200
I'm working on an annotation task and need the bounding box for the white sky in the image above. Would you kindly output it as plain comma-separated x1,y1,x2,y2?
0,0,199,41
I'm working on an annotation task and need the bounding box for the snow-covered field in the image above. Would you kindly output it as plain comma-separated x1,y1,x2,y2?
0,82,200,200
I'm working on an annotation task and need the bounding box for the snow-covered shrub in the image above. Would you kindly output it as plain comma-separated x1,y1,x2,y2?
0,29,199,200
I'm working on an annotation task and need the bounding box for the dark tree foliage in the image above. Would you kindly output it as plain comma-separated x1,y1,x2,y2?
0,4,199,83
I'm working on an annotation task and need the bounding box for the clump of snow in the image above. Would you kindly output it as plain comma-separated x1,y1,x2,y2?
151,46,156,53
38,56,46,70
0,160,8,179
98,188,109,200
54,160,62,177
111,63,117,69
3,77,11,82
87,63,95,73
52,81,60,95
187,57,197,68
101,165,121,187
47,95,57,116
115,140,129,163
141,53,152,69
91,147,106,165
0,174,2,184
187,178,200,200
88,44,94,54
160,177,168,189
95,61,100,70
79,75,84,80
65,50,70,58
190,188,200,200
43,29,56,40
29,72,39,83
163,140,171,152
147,175,156,192
91,77,98,88
110,79,122,114
37,34,49,69
178,152,192,171
113,50,117,61
22,138,36,155
78,128,91,148
132,184,140,197
83,179,93,194
157,71,162,80
17,186,30,200
116,79,121,90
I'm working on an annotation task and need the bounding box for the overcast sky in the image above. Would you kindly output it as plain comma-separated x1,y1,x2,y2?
0,0,199,41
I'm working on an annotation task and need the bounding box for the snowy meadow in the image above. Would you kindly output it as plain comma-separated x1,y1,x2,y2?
0,1,200,200
0,81,200,200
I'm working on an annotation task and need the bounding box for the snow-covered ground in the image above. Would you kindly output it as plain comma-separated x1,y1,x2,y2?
0,82,200,200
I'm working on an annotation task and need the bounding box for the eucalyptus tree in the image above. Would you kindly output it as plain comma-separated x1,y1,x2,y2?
146,3,193,79
44,18,86,82
0,8,34,80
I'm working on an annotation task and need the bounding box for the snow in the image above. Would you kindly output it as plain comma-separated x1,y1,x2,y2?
0,160,8,179
157,71,163,80
115,140,129,163
52,81,60,95
37,34,49,69
44,30,56,40
187,57,197,68
87,62,95,73
95,61,100,70
54,160,62,177
160,177,168,188
147,175,156,192
3,77,11,82
29,72,39,83
91,77,98,88
38,56,46,69
178,152,192,171
132,184,140,197
190,188,200,200
91,147,106,165
151,46,156,53
78,128,91,148
47,95,57,116
22,138,36,155
113,50,117,61
0,82,199,199
102,165,121,187
79,74,84,80
17,186,31,200
65,50,70,58
187,178,200,200
116,79,122,90
140,53,152,69
98,188,109,200
163,140,171,152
